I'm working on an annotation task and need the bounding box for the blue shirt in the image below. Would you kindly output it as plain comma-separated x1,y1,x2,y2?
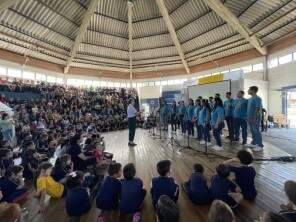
151,176,179,206
194,105,202,119
66,187,91,217
127,104,137,118
178,105,186,116
160,104,171,115
185,172,211,204
233,98,248,119
198,107,210,126
210,106,225,126
224,99,234,117
210,175,237,207
247,95,262,119
120,178,145,214
187,105,195,121
96,176,121,210
230,165,257,200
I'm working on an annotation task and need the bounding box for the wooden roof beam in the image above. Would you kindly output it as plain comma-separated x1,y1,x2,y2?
64,0,99,74
128,1,134,79
155,0,190,74
203,0,267,56
0,0,18,13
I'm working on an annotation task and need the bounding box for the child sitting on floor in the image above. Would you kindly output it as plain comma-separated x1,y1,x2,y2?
0,190,22,222
120,163,146,221
210,164,243,209
35,162,65,212
208,200,235,222
182,163,212,204
156,195,179,222
151,160,179,207
223,149,257,200
96,162,122,222
65,171,91,222
52,154,73,184
0,165,29,204
0,148,14,174
279,180,296,222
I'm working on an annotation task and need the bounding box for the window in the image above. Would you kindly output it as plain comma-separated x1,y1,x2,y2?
181,79,187,83
47,76,56,83
114,82,120,88
23,71,35,80
126,83,131,88
120,83,126,88
101,81,107,87
230,68,241,72
143,82,149,87
0,66,6,76
293,52,296,61
7,68,22,78
148,82,155,86
173,79,182,84
107,82,113,87
167,80,174,85
155,81,161,86
161,80,167,86
252,63,263,71
220,70,229,74
268,58,278,68
56,78,64,84
36,73,46,82
93,81,100,87
279,54,292,65
241,66,252,73
132,82,137,88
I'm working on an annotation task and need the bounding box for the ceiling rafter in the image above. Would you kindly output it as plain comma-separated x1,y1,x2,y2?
0,0,18,13
155,0,190,74
128,1,134,79
203,0,267,55
64,0,100,74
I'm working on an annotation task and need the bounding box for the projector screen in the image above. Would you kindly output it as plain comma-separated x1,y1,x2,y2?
187,80,231,101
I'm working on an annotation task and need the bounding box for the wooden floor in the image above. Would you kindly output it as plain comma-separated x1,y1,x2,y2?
25,128,296,222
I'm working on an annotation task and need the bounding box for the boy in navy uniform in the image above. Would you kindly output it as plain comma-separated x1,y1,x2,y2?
210,164,243,209
247,86,263,151
151,160,179,207
120,163,146,218
223,149,257,201
182,163,211,205
96,163,122,212
233,91,248,145
156,195,179,222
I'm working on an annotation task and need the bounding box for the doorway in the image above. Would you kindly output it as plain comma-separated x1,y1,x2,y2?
287,91,296,128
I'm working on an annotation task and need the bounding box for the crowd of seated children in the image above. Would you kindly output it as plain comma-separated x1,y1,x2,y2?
52,154,73,184
151,160,179,207
182,163,211,205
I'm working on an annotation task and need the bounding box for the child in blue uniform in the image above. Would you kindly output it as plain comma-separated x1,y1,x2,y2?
224,92,235,140
151,160,179,207
96,163,122,213
210,98,225,151
233,91,248,145
0,165,29,204
0,148,14,173
178,101,187,134
223,149,257,200
120,163,146,220
156,195,179,222
210,164,243,209
65,171,91,220
279,180,296,222
194,99,202,141
247,86,263,151
182,163,211,205
199,99,211,145
187,99,195,136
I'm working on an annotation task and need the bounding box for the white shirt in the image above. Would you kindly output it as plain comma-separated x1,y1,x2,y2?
127,104,137,118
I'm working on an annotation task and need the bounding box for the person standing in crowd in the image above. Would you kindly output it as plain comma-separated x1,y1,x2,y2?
224,92,234,140
127,98,137,147
211,97,225,151
0,113,14,144
178,101,187,134
209,97,214,110
247,86,263,151
233,91,248,145
187,99,195,137
171,101,177,132
199,99,212,145
194,99,202,141
160,101,170,131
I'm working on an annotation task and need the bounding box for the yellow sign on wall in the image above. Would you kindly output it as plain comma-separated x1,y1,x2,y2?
198,74,224,85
